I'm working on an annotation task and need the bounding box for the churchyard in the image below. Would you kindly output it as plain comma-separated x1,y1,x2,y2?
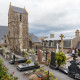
0,33,80,80
0,45,80,80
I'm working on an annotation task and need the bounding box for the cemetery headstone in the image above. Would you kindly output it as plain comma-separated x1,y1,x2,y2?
60,34,64,53
32,54,36,62
13,55,15,61
47,52,51,59
68,54,80,79
46,50,48,61
0,49,3,55
38,50,42,64
50,52,56,65
36,46,38,55
50,52,58,69
56,43,59,53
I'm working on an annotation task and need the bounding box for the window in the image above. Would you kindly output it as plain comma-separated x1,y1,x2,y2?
20,14,22,22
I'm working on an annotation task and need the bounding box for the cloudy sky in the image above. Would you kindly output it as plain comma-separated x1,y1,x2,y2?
0,0,80,37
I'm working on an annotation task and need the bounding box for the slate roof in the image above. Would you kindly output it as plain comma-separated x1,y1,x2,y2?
44,37,74,41
0,26,8,42
0,26,40,43
12,6,27,14
29,33,40,43
0,26,8,38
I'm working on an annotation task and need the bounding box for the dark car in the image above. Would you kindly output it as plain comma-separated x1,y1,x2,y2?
17,62,40,71
9,59,27,64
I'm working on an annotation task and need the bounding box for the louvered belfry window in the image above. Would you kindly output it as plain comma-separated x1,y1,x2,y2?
20,14,22,22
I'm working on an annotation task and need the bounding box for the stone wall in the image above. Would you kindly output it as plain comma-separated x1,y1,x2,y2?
32,42,42,50
72,36,80,48
44,47,71,53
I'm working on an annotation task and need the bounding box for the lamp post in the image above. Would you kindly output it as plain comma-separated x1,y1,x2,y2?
60,34,64,53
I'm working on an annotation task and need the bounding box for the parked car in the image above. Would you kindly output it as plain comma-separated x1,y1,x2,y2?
17,62,40,71
9,58,27,64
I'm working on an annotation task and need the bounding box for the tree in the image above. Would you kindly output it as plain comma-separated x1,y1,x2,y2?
55,51,66,67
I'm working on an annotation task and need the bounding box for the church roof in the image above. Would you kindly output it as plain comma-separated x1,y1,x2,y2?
0,26,40,43
0,25,8,41
44,37,74,41
12,6,27,14
29,33,40,43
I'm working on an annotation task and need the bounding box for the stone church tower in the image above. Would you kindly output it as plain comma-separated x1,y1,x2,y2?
8,3,28,50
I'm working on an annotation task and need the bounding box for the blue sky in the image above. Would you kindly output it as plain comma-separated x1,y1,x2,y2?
0,0,80,37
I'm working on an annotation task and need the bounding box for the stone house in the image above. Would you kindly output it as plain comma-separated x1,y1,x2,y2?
42,30,80,53
29,33,41,49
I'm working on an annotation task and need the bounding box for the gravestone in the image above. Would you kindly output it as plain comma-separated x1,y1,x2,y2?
47,52,51,59
49,52,58,69
32,54,36,62
60,34,64,53
56,43,59,53
68,54,80,79
38,50,42,64
50,52,56,66
13,55,15,61
0,49,3,55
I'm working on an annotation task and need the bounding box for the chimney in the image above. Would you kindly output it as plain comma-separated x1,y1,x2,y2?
75,30,80,37
50,34,54,38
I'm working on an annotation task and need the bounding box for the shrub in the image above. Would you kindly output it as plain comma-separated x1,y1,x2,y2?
44,71,53,77
0,58,18,80
34,61,39,66
31,51,35,54
46,58,51,66
26,60,31,64
42,74,47,80
78,50,80,56
33,69,36,72
55,51,66,67
38,66,44,72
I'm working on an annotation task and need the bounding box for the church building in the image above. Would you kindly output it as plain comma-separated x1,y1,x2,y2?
7,3,28,50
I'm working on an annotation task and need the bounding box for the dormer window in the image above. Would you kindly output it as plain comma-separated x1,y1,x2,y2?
20,14,22,22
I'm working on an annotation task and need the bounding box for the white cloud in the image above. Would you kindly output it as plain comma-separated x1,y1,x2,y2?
0,0,80,37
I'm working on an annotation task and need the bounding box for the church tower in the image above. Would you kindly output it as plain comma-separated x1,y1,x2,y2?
8,3,28,50
75,30,80,37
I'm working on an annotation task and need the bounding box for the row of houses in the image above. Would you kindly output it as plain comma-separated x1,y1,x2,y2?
42,30,80,53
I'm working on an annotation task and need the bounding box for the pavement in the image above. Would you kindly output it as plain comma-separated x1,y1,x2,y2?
44,66,74,80
0,55,29,80
0,54,74,80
